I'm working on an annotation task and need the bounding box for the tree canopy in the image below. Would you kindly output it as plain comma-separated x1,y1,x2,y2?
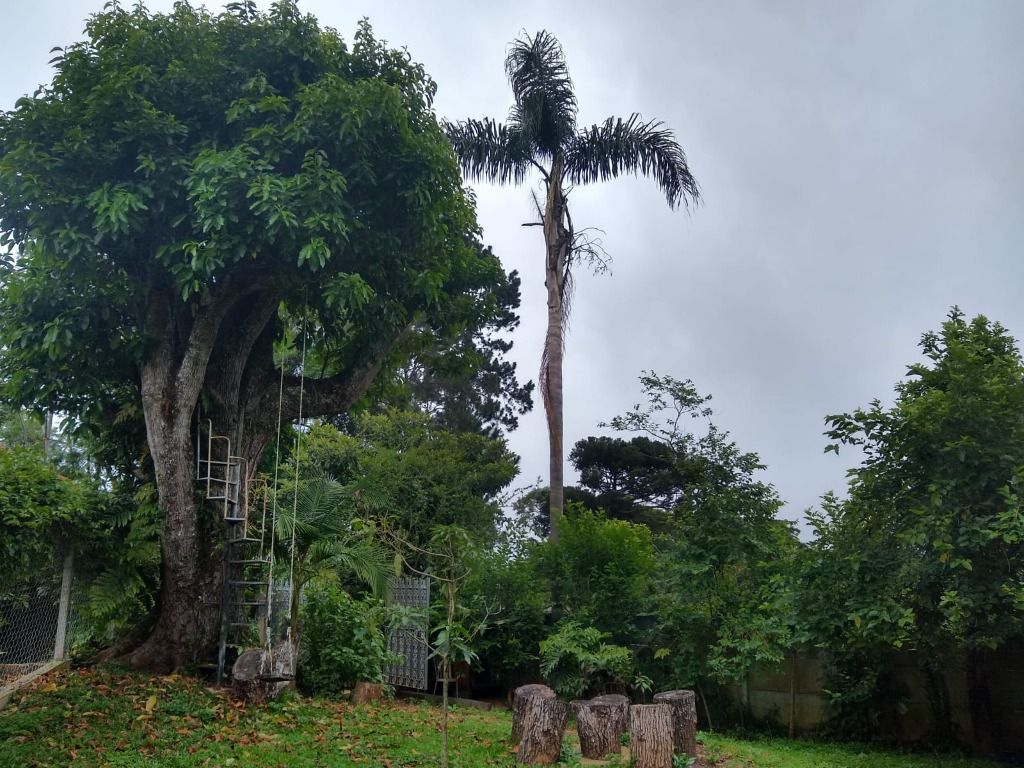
0,1,521,670
803,309,1024,744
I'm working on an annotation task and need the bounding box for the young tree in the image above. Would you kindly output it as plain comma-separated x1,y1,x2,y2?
0,3,509,670
821,309,1024,748
445,32,700,537
602,372,799,726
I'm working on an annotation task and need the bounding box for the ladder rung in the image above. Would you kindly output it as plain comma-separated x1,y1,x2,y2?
228,537,262,544
229,622,253,627
229,558,269,564
225,517,247,523
232,600,267,606
229,580,269,586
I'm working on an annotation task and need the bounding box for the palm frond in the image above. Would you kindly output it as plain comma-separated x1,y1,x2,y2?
504,30,577,154
306,535,393,597
275,472,351,546
565,114,701,209
442,118,532,184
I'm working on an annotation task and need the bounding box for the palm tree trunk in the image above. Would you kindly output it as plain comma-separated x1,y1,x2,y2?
542,164,570,539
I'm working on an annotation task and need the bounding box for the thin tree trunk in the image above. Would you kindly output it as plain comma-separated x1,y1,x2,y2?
541,164,569,540
789,652,797,738
696,682,714,732
967,649,995,754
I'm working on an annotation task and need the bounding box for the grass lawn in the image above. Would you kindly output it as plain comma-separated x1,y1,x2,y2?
0,667,1007,768
702,733,1006,768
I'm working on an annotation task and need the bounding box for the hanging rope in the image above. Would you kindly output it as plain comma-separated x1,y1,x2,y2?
285,302,309,643
263,350,288,653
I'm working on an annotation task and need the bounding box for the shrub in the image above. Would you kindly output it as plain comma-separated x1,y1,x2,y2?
539,621,634,699
534,507,655,645
298,581,392,695
462,524,548,689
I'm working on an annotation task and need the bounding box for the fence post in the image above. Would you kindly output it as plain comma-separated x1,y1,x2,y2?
53,551,74,661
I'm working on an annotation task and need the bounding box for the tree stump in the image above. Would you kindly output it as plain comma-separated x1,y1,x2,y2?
653,689,698,757
352,682,383,704
591,693,629,735
629,703,674,768
231,648,291,704
571,699,622,759
518,696,569,765
511,684,556,744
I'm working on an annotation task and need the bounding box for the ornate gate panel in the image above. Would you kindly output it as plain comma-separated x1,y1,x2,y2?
385,577,430,690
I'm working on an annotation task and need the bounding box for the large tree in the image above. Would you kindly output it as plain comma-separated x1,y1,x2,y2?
0,2,515,670
445,31,700,537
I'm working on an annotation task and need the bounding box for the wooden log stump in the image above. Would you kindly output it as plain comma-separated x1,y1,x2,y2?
511,684,556,744
352,681,383,704
591,693,629,735
518,696,569,765
629,703,673,768
571,699,622,759
653,689,698,757
231,648,291,704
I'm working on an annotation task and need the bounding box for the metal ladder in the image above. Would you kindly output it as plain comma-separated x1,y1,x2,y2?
196,420,268,684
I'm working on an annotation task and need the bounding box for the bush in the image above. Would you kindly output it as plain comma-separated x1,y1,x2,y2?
0,446,94,597
539,621,634,699
298,581,392,695
534,507,655,645
462,524,548,690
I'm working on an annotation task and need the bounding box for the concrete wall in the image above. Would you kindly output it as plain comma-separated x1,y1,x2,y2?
730,645,1024,757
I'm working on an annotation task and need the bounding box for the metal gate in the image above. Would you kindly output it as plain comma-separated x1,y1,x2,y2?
385,576,430,690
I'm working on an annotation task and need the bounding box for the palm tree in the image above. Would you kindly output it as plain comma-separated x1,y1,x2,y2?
445,31,700,538
274,473,392,645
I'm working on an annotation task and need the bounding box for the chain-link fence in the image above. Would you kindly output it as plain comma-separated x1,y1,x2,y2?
0,551,74,697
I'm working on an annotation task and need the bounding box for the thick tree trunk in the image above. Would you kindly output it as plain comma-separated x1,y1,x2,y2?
127,289,235,671
653,689,698,757
124,282,395,672
518,696,568,765
541,164,570,540
512,684,556,744
571,699,623,759
129,369,207,671
629,704,674,768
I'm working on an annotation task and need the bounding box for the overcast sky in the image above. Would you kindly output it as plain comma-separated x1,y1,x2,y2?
3,0,1023,531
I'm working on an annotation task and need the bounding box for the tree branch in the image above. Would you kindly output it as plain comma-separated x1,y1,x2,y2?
279,328,406,422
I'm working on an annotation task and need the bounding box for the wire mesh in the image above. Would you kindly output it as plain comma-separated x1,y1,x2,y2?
0,551,74,689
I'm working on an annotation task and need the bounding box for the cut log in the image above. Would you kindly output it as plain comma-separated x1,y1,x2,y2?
653,689,698,757
231,648,291,704
571,699,623,759
352,681,383,704
511,684,556,744
518,696,569,765
591,693,629,735
629,703,674,768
